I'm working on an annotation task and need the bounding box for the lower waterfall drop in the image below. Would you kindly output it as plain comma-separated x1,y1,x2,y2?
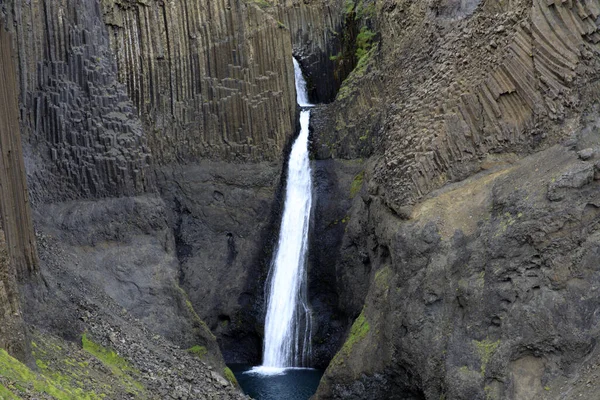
261,108,313,369
235,57,323,400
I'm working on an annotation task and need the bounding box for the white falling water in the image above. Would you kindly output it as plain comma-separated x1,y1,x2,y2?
257,58,314,373
293,57,313,107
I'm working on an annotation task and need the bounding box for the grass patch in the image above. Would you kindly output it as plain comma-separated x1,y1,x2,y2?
81,334,144,396
224,367,238,385
330,310,370,367
187,345,208,359
0,382,19,399
0,349,99,399
350,171,365,198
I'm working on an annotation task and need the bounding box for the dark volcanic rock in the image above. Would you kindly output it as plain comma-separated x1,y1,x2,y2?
308,158,365,368
156,162,284,365
315,126,600,399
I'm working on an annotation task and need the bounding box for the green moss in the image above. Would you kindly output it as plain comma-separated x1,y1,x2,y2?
0,382,19,399
175,285,216,340
81,334,144,395
336,46,376,101
473,338,500,375
355,0,376,20
0,349,99,400
331,310,370,367
344,0,355,14
329,52,342,61
187,345,208,359
355,27,376,60
350,171,365,198
223,367,238,385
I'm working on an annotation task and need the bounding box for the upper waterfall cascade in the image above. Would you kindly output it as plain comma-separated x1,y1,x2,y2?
258,58,314,372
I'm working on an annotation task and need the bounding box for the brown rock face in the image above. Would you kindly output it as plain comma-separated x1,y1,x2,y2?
0,23,37,360
100,0,297,164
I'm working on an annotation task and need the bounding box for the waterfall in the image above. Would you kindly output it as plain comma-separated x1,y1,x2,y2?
259,58,314,372
293,58,313,107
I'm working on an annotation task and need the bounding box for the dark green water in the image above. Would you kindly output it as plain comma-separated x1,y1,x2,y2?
230,365,324,400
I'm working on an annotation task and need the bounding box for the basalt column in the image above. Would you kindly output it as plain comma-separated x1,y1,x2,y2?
0,22,38,360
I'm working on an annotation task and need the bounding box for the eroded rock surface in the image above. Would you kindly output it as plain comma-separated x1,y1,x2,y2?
316,121,600,399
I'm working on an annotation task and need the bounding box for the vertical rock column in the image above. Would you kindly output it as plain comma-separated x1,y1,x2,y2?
0,22,38,359
101,0,297,163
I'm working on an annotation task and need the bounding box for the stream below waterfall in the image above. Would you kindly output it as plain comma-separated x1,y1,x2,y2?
229,58,323,399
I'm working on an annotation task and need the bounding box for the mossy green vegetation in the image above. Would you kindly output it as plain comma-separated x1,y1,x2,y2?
473,338,500,375
330,310,370,367
187,345,208,359
81,334,145,396
175,284,216,340
355,0,376,20
0,348,99,399
355,27,376,60
223,367,238,385
350,171,365,198
0,382,19,399
344,0,355,14
336,45,377,101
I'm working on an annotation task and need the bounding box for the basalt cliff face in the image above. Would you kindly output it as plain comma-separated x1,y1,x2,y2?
2,0,600,398
311,0,600,398
0,23,38,363
0,0,304,397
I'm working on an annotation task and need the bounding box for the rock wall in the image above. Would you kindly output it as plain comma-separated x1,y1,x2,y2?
156,161,284,364
0,22,37,361
100,0,297,163
274,0,346,102
374,0,600,211
0,0,301,379
318,0,600,209
2,0,151,203
316,124,600,399
312,0,600,398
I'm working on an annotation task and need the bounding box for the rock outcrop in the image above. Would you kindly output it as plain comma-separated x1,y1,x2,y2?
323,0,600,208
312,0,600,398
0,0,303,395
274,0,347,102
2,0,151,203
156,161,285,364
100,0,297,163
0,22,38,361
316,123,600,399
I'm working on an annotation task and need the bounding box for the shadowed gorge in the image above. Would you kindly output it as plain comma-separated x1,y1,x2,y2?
1,0,600,398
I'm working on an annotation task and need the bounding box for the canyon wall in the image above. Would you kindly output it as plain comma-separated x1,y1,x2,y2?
100,0,297,163
0,0,313,376
313,0,600,398
274,0,347,102
0,22,38,361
